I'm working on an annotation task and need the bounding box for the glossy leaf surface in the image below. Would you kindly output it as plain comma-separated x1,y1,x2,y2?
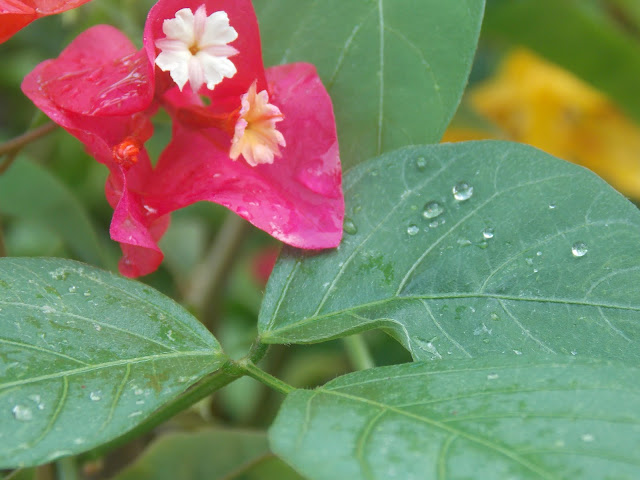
254,0,485,169
259,142,640,363
0,258,225,468
271,358,640,479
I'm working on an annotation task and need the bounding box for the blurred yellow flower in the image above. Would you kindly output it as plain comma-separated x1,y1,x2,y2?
458,49,640,200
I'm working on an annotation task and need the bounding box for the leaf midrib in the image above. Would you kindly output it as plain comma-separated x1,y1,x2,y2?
0,350,222,391
262,292,640,338
309,388,559,480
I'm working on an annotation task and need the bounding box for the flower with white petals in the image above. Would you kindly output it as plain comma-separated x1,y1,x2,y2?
230,82,286,167
155,5,238,92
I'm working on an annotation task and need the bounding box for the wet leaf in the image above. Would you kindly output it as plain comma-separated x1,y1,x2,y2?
0,258,225,468
260,142,640,363
254,0,485,169
271,357,640,480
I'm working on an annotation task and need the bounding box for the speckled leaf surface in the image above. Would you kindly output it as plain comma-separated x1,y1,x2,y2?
0,258,225,468
270,358,640,480
259,142,640,363
254,0,485,170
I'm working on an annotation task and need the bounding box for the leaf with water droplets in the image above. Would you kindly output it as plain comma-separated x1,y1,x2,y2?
254,0,485,169
270,357,640,480
0,258,226,468
259,142,640,364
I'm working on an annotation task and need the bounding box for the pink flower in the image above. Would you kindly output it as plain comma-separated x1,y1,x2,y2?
22,0,343,277
0,0,94,44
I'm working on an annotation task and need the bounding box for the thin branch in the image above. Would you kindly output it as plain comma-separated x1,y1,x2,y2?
0,122,58,156
185,213,250,324
0,122,58,174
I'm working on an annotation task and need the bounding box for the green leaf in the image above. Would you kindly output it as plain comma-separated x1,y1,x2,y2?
483,0,640,122
270,358,640,480
0,258,225,468
254,0,485,170
0,159,106,267
112,428,304,480
259,142,640,363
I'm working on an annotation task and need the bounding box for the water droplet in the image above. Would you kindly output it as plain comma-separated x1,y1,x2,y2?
93,324,102,332
407,224,419,236
90,391,101,401
28,394,44,410
513,350,523,355
134,388,144,396
68,286,77,293
490,312,500,321
84,290,91,297
422,201,444,219
414,338,442,359
74,438,85,445
457,238,472,247
128,411,143,418
453,181,473,201
571,350,577,356
12,405,33,421
482,227,494,239
549,203,556,209
572,242,588,257
581,433,595,442
536,251,542,256
416,156,427,170
136,400,145,405
429,220,439,228
487,374,499,380
343,218,358,235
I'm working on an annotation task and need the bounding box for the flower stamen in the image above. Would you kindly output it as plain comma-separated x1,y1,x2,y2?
155,5,238,92
230,82,286,167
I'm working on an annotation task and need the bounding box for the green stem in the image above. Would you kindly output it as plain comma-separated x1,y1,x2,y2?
236,359,295,395
0,122,57,174
185,213,250,325
343,334,375,370
55,457,78,480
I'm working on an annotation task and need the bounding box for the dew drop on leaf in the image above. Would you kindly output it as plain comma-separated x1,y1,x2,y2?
89,391,102,402
406,224,419,236
12,405,33,422
422,201,444,219
482,227,494,239
343,218,358,235
571,241,588,257
452,181,473,201
415,156,427,170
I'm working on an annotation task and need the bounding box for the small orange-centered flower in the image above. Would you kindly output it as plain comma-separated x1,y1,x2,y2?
112,137,143,170
230,82,285,167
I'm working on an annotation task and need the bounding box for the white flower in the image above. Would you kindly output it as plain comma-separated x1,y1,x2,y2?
230,82,286,167
155,5,238,92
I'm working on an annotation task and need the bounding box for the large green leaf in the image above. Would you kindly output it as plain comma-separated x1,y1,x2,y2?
483,0,640,122
254,0,485,170
270,358,640,479
0,258,225,468
259,142,640,363
0,160,106,267
112,429,304,480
